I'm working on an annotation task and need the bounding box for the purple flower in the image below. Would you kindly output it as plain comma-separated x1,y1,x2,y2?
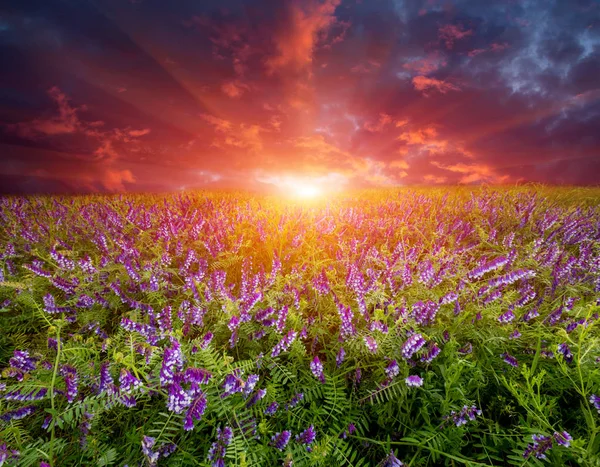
96,362,113,395
141,436,160,466
271,330,297,358
275,306,289,333
3,388,47,401
421,343,441,363
221,371,245,398
271,431,292,451
385,360,400,379
9,350,37,373
0,405,36,422
184,391,207,431
0,444,20,466
246,389,267,408
557,343,573,363
200,332,214,349
589,394,600,413
310,356,325,383
167,382,192,414
207,426,232,467
405,375,423,387
184,367,212,386
119,369,142,394
498,309,515,324
523,434,553,459
160,340,184,387
468,256,509,280
286,392,304,409
337,303,356,339
443,405,482,427
502,352,518,368
60,365,79,403
336,347,346,367
265,401,279,416
553,431,572,448
401,333,426,360
296,425,316,446
364,336,378,353
381,450,404,467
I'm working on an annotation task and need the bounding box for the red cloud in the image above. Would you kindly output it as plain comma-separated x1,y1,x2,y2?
265,0,342,73
438,24,473,49
7,87,81,138
221,80,250,98
363,113,393,132
403,52,447,75
412,76,460,94
431,161,510,184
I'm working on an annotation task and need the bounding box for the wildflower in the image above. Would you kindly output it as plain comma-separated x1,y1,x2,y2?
502,352,518,368
2,388,47,401
468,256,509,280
265,402,279,415
364,336,378,353
60,365,79,402
405,375,423,387
207,426,233,467
522,308,539,322
401,333,426,360
271,330,297,358
9,350,37,373
510,329,521,339
0,444,20,466
523,434,554,459
286,392,304,409
271,431,292,451
381,450,404,467
310,356,325,383
421,343,441,363
119,369,142,394
200,332,214,349
0,405,36,422
184,367,212,386
276,306,289,333
167,382,192,414
339,423,356,439
141,436,160,466
296,425,316,446
337,303,356,339
498,309,515,324
242,374,260,398
336,347,346,367
385,360,400,379
443,405,482,427
160,340,184,387
246,389,267,408
184,391,207,431
557,343,573,363
221,370,245,398
589,394,600,413
553,431,572,447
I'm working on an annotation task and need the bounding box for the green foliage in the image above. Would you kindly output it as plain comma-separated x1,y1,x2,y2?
1,187,600,466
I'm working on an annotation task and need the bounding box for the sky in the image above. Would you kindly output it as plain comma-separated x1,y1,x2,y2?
1,0,599,194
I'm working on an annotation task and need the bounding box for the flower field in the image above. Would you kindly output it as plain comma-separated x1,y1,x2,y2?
1,187,600,466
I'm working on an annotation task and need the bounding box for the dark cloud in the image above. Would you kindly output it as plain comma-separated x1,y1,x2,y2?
0,0,599,193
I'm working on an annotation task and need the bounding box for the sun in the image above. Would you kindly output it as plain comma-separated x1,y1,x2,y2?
291,182,321,199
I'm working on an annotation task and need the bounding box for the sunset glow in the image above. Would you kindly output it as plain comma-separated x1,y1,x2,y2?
289,181,322,199
0,0,598,194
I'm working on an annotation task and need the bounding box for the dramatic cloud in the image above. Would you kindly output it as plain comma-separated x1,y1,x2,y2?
412,76,460,94
0,0,599,193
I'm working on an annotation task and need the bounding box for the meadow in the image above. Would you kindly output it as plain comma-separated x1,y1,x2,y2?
0,187,599,466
